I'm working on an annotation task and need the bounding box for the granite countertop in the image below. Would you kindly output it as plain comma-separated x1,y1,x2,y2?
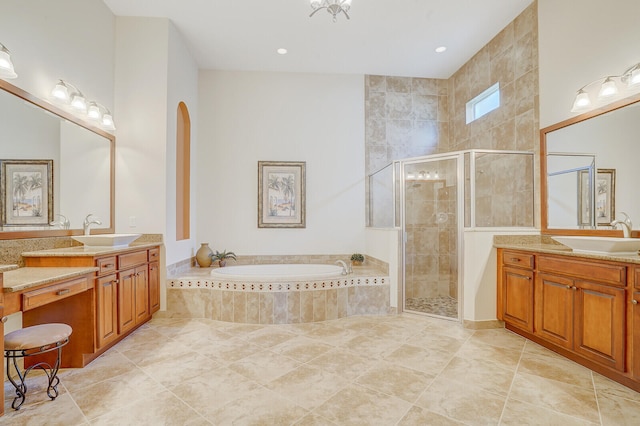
0,264,19,273
2,266,99,292
21,242,160,258
494,241,640,264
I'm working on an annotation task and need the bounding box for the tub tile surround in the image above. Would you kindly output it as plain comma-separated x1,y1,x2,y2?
3,314,640,424
165,261,391,324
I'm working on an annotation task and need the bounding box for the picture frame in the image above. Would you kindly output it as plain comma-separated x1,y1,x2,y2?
258,161,306,228
595,168,615,226
0,159,53,226
577,169,592,226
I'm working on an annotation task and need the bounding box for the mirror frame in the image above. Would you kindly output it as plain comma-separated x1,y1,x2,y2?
0,79,115,239
540,92,640,236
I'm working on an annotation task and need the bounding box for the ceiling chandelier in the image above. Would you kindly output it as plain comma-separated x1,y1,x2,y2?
309,0,352,22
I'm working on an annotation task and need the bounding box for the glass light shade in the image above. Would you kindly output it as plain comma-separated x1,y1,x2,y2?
51,81,70,102
87,102,101,120
101,113,115,130
70,93,87,112
341,0,352,11
0,47,17,79
572,90,591,111
630,68,640,87
598,77,618,98
310,0,321,9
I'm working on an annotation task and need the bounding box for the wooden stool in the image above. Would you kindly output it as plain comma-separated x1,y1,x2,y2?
4,323,72,410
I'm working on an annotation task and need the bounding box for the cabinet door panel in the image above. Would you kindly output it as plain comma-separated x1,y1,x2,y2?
534,273,573,349
503,266,534,331
134,266,149,325
574,280,625,371
633,292,640,380
118,268,136,334
149,261,160,314
96,274,119,348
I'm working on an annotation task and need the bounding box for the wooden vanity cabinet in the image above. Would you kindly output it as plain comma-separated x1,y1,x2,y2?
25,245,160,355
632,268,640,381
498,249,634,390
535,256,626,371
499,251,534,332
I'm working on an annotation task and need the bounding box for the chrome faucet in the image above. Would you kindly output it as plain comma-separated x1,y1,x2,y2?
335,260,349,275
83,214,102,235
49,214,70,230
611,212,632,238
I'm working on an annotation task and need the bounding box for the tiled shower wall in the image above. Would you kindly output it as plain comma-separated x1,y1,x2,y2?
364,2,539,300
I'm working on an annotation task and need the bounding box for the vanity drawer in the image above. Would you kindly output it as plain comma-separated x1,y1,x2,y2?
97,256,117,275
119,250,148,269
148,248,160,262
22,277,91,311
502,251,534,269
538,256,626,286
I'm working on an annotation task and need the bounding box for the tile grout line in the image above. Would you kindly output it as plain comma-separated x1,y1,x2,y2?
496,333,526,425
591,371,604,426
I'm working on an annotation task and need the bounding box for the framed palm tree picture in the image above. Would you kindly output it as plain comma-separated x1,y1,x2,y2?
258,161,306,228
1,159,53,226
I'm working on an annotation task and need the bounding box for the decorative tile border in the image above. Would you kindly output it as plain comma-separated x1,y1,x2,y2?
168,276,386,292
163,275,391,324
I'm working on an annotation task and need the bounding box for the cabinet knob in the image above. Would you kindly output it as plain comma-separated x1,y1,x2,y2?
1,316,8,323
633,299,638,305
510,258,520,262
566,285,571,289
572,286,578,291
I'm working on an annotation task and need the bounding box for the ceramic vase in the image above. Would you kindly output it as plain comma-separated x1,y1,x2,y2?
195,243,213,267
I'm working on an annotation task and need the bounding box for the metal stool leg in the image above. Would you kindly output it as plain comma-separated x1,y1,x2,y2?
4,339,68,410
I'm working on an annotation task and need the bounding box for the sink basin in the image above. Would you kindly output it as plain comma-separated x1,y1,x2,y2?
72,233,142,248
552,236,640,255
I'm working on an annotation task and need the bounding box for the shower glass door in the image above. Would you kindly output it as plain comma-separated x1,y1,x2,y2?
402,156,460,320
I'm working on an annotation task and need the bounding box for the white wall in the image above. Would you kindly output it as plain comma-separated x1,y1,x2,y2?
197,71,366,255
165,22,199,266
538,0,640,127
0,0,114,111
114,18,168,236
365,228,401,308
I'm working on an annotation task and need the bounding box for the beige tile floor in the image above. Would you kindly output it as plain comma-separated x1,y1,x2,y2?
2,313,640,425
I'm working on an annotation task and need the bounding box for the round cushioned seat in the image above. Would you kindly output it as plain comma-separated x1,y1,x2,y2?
4,323,73,410
5,323,72,350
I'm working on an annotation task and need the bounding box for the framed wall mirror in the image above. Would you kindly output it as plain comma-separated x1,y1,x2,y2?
541,93,640,236
0,79,114,239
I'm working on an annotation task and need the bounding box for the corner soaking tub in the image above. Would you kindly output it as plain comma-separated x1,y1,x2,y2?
167,263,390,324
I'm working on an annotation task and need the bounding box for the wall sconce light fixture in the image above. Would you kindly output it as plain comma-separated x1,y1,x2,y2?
88,101,116,131
571,61,640,112
51,80,87,113
0,42,17,79
51,80,115,131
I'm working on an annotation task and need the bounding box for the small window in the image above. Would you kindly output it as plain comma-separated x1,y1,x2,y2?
466,82,500,124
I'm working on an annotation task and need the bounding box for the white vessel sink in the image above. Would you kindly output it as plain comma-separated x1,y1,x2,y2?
72,233,142,248
552,236,640,256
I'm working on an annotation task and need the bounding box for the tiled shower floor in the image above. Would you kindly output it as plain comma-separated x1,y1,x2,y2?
405,296,458,318
2,314,640,424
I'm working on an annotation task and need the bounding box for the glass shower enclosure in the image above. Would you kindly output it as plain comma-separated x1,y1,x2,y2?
368,150,535,321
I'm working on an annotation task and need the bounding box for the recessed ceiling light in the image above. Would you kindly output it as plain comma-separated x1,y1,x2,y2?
435,46,447,53
277,48,288,55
